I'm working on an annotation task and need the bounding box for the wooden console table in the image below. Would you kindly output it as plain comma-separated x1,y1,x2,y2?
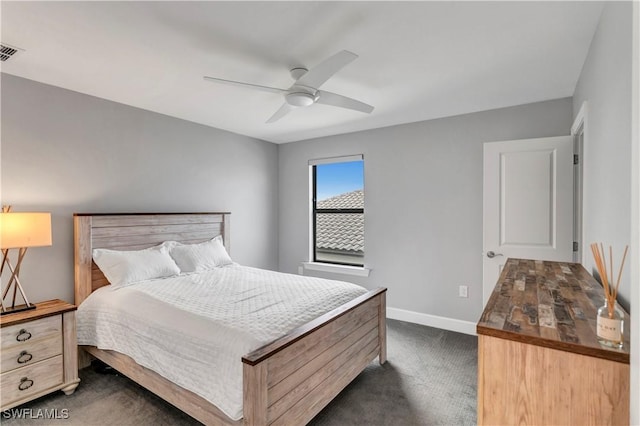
477,259,630,425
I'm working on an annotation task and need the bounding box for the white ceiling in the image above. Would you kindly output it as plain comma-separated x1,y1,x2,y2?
1,1,604,144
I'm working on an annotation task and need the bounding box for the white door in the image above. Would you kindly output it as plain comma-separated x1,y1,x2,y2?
483,136,574,305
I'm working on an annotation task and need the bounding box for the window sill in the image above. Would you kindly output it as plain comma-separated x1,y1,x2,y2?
302,262,371,277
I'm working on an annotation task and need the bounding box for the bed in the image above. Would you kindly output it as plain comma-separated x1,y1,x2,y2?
73,212,387,425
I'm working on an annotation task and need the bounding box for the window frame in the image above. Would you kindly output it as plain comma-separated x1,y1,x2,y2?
310,156,364,267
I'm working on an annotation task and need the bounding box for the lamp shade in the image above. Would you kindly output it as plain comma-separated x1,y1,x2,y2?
0,212,52,249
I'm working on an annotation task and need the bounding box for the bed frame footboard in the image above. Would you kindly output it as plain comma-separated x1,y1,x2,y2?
242,288,387,426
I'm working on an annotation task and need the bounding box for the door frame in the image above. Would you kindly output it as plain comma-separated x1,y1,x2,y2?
571,101,587,263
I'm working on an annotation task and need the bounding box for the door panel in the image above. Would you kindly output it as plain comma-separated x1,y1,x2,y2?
483,136,573,305
500,149,554,247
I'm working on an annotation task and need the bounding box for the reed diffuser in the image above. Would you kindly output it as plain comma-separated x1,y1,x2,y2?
590,243,628,348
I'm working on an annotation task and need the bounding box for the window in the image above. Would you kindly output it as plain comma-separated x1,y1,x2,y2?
310,155,364,266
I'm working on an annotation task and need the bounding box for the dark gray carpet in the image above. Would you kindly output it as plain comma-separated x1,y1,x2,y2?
2,319,477,425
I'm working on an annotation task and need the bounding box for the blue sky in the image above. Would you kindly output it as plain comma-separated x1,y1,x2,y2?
316,161,364,201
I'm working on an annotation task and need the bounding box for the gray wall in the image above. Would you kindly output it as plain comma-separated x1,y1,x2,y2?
573,1,633,309
278,98,573,323
0,73,279,305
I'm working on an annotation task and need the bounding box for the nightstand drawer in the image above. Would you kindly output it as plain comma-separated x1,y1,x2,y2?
0,355,63,407
1,315,61,351
0,333,62,373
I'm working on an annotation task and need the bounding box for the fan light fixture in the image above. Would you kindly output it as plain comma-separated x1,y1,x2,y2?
285,92,317,107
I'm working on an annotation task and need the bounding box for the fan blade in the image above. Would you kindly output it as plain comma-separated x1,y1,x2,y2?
266,103,295,124
316,91,374,114
203,76,286,94
295,50,358,89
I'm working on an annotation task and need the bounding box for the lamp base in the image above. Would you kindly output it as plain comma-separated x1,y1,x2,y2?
1,303,36,316
2,247,36,316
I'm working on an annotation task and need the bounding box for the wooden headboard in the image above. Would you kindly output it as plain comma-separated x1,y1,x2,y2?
73,213,230,306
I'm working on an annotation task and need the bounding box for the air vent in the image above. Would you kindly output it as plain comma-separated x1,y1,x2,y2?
0,43,23,62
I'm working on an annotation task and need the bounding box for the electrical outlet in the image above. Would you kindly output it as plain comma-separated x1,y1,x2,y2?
297,266,304,275
459,285,468,298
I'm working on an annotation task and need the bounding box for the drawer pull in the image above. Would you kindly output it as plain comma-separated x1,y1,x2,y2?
17,351,33,364
18,377,34,391
16,329,32,342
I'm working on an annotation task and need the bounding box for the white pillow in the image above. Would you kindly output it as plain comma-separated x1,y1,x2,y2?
170,235,233,273
93,243,180,289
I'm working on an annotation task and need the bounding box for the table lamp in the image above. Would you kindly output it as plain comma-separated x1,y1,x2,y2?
0,206,52,315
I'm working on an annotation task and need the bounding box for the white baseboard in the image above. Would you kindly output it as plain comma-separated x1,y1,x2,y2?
386,307,477,336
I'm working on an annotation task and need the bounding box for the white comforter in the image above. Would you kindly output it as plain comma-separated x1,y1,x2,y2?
76,265,367,420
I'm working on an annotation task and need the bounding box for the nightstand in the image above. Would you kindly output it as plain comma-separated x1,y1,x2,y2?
0,299,80,410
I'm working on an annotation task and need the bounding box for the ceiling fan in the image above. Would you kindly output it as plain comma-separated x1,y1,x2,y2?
203,50,374,124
